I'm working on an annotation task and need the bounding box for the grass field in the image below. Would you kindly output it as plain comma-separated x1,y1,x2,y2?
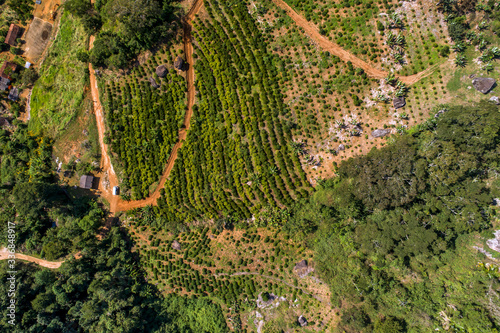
29,11,88,138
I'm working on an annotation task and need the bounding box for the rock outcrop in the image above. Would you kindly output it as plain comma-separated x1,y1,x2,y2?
472,77,496,94
393,96,406,109
372,129,391,138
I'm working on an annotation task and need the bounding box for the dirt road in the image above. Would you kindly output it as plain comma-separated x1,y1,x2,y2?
271,0,434,85
0,247,63,269
88,36,120,214
89,0,202,213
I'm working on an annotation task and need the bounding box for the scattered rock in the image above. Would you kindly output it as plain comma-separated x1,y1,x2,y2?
149,77,160,89
371,129,391,138
294,260,314,278
434,109,447,118
469,74,476,79
156,65,168,78
487,230,500,253
472,77,496,94
490,96,500,105
338,144,345,151
82,129,88,135
298,315,308,327
393,96,406,109
172,240,181,250
174,56,185,71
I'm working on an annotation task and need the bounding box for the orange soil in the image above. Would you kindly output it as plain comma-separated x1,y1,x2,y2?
89,0,202,214
90,0,437,214
0,247,63,269
271,0,434,85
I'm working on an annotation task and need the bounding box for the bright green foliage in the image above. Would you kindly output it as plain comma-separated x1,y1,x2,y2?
293,102,500,331
104,62,186,199
157,0,310,223
30,11,88,137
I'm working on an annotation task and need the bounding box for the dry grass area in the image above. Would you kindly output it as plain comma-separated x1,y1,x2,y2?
127,222,337,332
23,17,53,63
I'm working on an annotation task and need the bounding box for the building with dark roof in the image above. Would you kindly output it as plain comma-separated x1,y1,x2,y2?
0,77,9,91
7,87,19,101
4,24,21,46
79,175,94,189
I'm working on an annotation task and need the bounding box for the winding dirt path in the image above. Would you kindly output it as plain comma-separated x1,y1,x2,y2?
89,0,436,214
271,0,435,85
0,247,63,269
89,0,202,214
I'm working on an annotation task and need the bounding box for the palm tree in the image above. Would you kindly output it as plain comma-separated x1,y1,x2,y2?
452,43,465,53
491,46,500,58
385,72,397,86
454,55,467,67
335,119,346,128
289,141,306,155
482,62,494,72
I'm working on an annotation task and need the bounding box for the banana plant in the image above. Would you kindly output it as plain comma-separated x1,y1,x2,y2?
491,46,500,58
395,33,405,47
335,119,346,128
454,54,467,67
385,72,397,86
452,43,465,53
482,62,494,72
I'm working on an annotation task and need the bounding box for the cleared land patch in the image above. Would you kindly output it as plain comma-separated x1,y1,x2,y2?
24,17,53,63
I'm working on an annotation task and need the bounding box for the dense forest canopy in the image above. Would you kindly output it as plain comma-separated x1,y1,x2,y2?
65,0,180,68
283,101,500,332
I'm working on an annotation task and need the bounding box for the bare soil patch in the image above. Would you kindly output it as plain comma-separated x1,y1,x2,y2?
24,18,53,63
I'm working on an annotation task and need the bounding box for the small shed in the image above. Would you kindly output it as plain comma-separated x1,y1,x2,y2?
174,56,185,71
7,87,19,101
79,175,94,189
25,62,31,69
4,24,21,46
156,65,168,78
0,62,17,79
36,0,42,4
112,186,120,196
0,77,9,91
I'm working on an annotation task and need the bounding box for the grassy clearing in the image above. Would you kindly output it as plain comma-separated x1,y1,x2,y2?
29,12,88,138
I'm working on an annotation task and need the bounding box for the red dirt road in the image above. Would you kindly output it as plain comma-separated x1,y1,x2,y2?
0,247,63,269
271,0,434,85
89,0,202,214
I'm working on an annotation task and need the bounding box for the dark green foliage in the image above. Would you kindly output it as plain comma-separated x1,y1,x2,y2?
104,63,186,199
7,0,33,24
439,45,450,57
20,68,39,87
292,102,500,331
0,228,228,332
157,0,309,224
0,126,106,258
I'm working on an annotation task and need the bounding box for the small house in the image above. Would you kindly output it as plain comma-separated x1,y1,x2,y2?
298,315,308,327
0,77,9,91
25,62,31,69
79,175,94,189
4,24,21,46
7,87,19,101
112,186,120,196
174,56,185,71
